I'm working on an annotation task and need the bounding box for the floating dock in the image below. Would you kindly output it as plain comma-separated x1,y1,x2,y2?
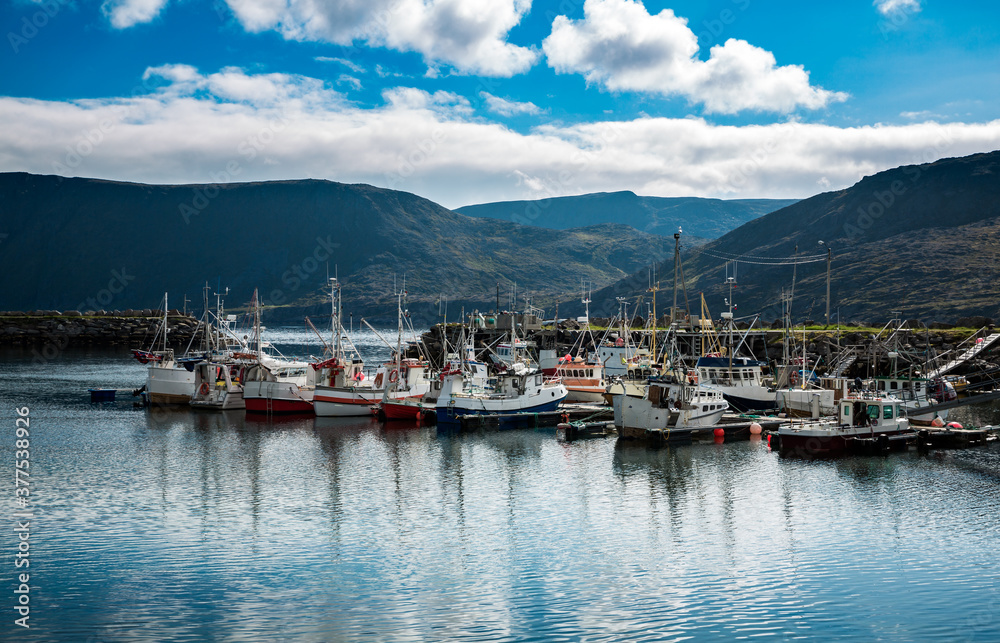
619,415,784,445
915,426,998,450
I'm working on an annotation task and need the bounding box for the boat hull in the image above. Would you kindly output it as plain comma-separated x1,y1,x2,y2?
314,386,425,417
243,381,315,414
381,401,437,422
436,395,566,425
190,389,245,410
722,391,778,414
565,387,606,403
146,365,196,405
778,429,914,457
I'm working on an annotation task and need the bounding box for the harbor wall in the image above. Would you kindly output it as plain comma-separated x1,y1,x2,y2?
0,311,200,347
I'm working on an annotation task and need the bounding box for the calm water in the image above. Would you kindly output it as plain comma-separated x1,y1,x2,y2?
2,329,1000,641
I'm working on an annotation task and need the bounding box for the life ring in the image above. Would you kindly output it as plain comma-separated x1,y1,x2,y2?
615,337,625,347
687,371,698,384
199,382,209,395
389,369,399,384
789,371,799,385
374,372,384,388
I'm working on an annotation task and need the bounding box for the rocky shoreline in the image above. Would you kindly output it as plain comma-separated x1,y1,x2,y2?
0,311,201,347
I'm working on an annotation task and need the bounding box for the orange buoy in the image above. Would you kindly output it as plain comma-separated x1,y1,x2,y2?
713,427,725,438
749,422,762,435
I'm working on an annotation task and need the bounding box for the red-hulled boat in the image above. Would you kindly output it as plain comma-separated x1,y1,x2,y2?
375,398,437,423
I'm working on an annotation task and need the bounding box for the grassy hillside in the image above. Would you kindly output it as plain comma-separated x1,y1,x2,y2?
560,151,1000,324
0,174,675,322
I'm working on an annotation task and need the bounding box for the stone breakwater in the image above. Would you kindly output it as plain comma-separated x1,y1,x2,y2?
0,311,201,347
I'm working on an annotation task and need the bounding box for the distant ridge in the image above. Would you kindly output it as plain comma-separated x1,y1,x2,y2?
0,173,678,322
560,151,1000,323
456,191,798,239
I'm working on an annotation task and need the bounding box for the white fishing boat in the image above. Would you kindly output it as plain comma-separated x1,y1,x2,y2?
314,288,431,417
612,377,729,439
243,282,361,415
189,358,249,410
611,329,729,438
600,299,659,401
134,293,200,405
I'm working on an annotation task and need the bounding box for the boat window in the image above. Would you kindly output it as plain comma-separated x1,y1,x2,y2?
868,405,880,419
883,405,894,419
843,405,851,419
877,381,885,390
890,381,898,390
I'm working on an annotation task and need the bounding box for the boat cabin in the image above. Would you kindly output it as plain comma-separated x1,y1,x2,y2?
839,394,904,429
696,356,766,387
872,376,956,403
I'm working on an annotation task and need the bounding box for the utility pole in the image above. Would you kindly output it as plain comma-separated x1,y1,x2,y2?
819,240,832,326
671,229,681,324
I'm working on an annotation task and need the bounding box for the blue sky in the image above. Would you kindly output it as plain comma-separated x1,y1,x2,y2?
2,0,999,208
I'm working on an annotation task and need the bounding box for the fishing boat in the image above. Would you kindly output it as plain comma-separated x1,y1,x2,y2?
612,377,729,439
695,354,776,413
694,283,776,413
189,358,250,410
611,331,729,438
600,299,659,401
135,291,219,405
435,364,568,426
775,373,846,418
777,388,913,457
377,396,438,422
314,288,431,417
871,375,955,425
546,289,607,403
244,281,365,415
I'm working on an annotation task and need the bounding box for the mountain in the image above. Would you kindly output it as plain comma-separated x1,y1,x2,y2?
455,192,799,239
0,174,677,323
561,151,1000,324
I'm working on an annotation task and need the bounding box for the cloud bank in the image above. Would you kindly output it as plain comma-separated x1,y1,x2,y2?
1,66,997,209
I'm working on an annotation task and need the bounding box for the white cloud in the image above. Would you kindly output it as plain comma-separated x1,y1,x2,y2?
480,92,542,116
338,75,363,91
875,0,921,16
2,66,999,210
542,0,847,114
223,0,538,77
102,0,170,28
316,57,367,74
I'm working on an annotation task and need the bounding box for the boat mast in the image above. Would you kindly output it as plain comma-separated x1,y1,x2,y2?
162,292,168,353
202,282,211,353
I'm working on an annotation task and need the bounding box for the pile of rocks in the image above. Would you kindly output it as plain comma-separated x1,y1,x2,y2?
0,311,201,347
